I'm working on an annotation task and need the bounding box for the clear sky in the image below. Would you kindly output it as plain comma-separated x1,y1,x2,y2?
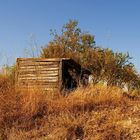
0,0,140,71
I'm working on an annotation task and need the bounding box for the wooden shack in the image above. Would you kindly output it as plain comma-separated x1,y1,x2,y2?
15,58,81,92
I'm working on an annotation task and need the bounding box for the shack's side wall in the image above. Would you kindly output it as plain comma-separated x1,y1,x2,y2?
16,58,61,91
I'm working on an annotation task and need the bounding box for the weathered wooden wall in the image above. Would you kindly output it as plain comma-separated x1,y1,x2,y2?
16,58,62,91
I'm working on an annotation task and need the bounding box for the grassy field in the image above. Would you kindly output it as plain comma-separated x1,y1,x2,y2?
0,75,140,140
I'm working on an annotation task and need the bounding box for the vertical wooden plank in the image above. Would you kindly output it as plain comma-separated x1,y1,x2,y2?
59,59,62,91
15,59,19,87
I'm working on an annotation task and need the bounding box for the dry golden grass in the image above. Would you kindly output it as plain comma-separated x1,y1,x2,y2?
0,76,140,140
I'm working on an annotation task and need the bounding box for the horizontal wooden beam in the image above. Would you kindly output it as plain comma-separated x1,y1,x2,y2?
18,67,59,72
17,58,70,62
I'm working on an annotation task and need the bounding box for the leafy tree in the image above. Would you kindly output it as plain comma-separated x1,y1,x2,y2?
41,20,95,64
41,20,139,88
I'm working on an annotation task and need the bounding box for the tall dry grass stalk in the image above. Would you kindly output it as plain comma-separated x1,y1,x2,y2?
0,77,140,140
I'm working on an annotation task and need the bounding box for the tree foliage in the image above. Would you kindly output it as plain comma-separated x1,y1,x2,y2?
41,20,140,89
41,20,95,63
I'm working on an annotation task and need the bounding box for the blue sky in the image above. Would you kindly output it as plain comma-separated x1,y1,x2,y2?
0,0,140,71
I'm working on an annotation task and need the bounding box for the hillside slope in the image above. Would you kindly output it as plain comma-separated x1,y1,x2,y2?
0,80,140,140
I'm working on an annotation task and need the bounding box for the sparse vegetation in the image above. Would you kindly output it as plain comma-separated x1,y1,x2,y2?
0,78,140,139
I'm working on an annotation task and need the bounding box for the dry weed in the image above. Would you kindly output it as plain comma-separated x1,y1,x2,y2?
0,80,140,140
